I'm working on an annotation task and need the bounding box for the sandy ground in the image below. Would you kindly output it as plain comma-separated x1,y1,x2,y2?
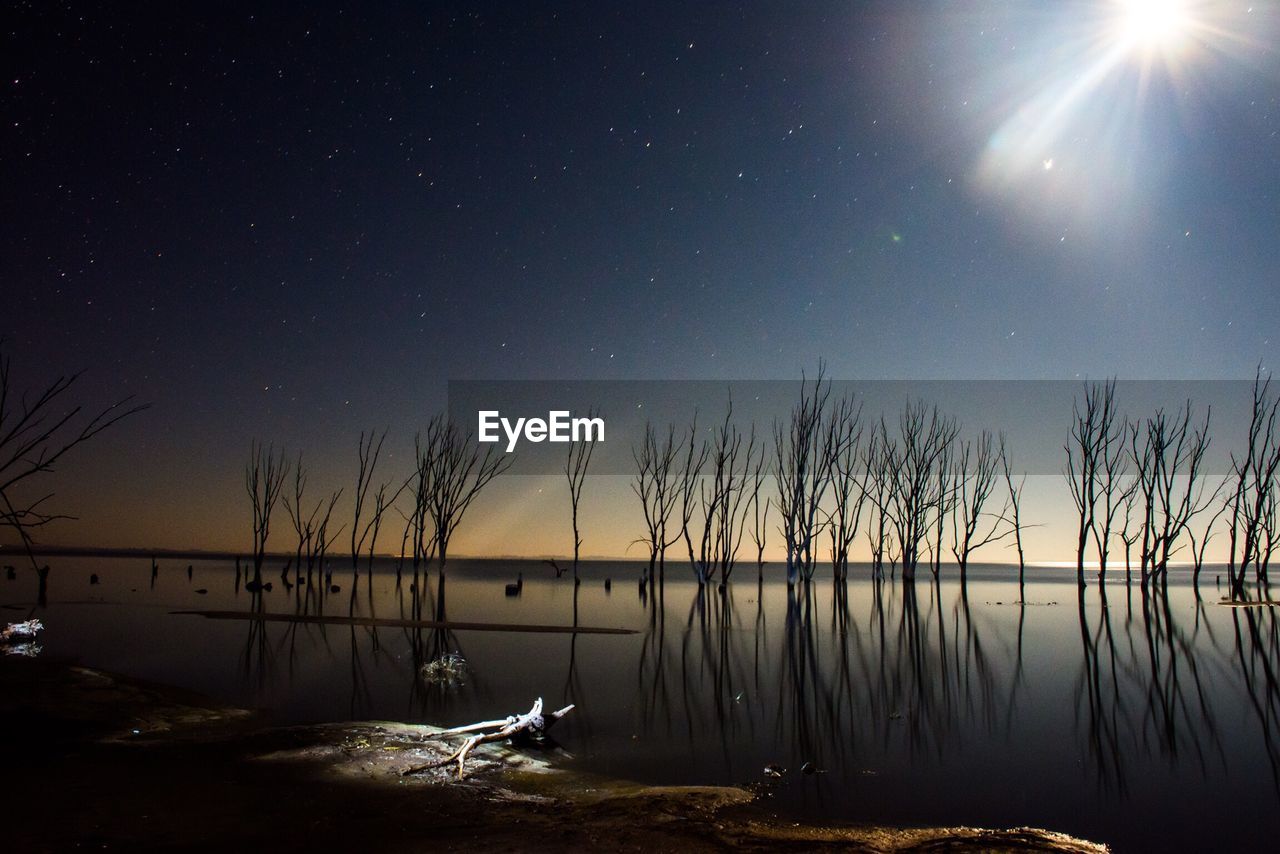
0,655,1108,852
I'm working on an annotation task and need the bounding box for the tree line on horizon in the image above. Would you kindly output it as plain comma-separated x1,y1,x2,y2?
243,366,1280,604
2,338,1276,604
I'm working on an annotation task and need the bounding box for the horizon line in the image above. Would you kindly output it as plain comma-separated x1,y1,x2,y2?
0,543,1207,570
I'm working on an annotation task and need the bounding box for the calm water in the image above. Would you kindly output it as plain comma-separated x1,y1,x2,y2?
4,556,1278,852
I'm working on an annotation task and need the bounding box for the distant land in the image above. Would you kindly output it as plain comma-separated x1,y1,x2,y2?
0,544,653,563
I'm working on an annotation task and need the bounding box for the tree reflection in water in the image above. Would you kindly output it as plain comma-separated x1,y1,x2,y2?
179,558,1280,848
633,574,1018,785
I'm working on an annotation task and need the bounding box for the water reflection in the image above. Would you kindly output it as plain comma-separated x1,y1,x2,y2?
628,573,1023,794
5,558,1280,850
1232,602,1280,791
1076,584,1217,795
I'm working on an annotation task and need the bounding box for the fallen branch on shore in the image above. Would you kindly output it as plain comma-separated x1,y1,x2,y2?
1,619,43,643
403,698,574,779
1,619,45,657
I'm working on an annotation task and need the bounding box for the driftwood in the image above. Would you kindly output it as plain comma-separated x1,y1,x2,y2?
1,619,43,656
403,698,575,779
1,619,43,643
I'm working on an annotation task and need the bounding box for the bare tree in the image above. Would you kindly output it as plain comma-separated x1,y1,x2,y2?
1091,407,1130,582
350,435,384,573
313,488,344,586
863,425,894,577
0,342,147,565
999,433,1028,594
1118,475,1143,585
747,442,770,582
279,454,348,589
1132,401,1214,585
362,478,405,575
1261,488,1278,583
419,414,512,576
774,367,836,586
404,432,436,581
931,435,956,578
1065,380,1120,587
1129,418,1155,576
564,409,598,583
690,404,759,587
283,454,310,580
632,422,682,582
245,441,290,584
883,401,958,581
1188,486,1229,587
350,429,402,575
1226,370,1280,599
950,430,1010,579
677,415,710,580
825,394,868,582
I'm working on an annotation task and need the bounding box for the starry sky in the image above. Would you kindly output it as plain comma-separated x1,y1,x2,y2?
3,1,1279,557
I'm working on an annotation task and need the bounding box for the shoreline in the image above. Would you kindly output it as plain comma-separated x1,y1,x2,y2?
0,655,1108,852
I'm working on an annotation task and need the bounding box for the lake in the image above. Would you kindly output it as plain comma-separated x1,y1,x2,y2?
3,555,1277,852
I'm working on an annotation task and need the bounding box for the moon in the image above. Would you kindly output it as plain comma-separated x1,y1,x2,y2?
1113,0,1192,53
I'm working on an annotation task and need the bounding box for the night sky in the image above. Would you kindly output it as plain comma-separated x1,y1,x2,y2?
4,1,1279,556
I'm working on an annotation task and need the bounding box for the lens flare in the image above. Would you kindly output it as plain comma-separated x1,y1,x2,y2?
969,1,1262,233
1114,0,1192,52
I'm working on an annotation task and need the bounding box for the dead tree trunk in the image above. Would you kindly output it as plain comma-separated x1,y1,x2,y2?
246,441,290,585
950,431,1011,580
418,414,512,579
1227,370,1280,600
1065,380,1119,589
632,422,681,586
774,365,836,586
999,434,1028,596
885,401,957,581
565,409,598,585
